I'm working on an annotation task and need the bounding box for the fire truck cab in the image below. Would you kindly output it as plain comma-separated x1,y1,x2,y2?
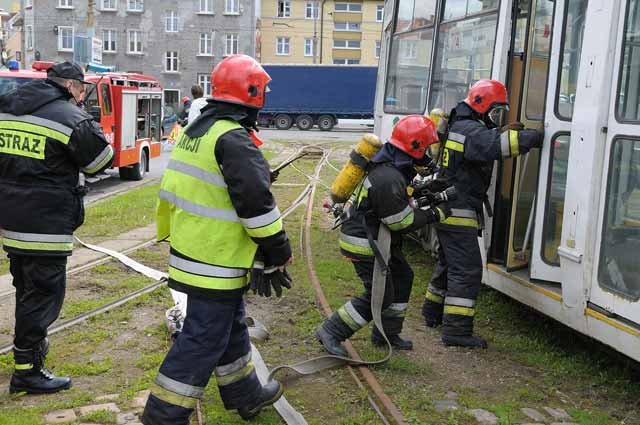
0,61,162,181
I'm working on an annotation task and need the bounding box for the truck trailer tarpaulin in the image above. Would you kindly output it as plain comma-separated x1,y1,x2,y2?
258,65,377,131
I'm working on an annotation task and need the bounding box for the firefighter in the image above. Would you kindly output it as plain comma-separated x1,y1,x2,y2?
0,61,114,393
142,55,292,424
421,79,544,348
316,115,451,357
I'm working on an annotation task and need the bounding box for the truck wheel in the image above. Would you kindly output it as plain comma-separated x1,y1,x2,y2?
120,150,148,181
318,115,335,131
296,115,314,131
274,114,293,130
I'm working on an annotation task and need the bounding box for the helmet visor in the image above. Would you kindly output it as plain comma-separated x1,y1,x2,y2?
488,105,509,128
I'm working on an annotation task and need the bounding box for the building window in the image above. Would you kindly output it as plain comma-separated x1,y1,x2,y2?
165,11,179,32
376,4,384,22
25,0,32,8
276,37,290,55
58,0,73,8
26,25,33,50
58,26,74,51
277,0,291,17
304,38,315,56
128,30,143,53
198,74,211,96
334,22,360,31
333,59,360,64
127,0,143,12
101,0,116,10
102,29,117,52
333,39,360,49
200,0,214,13
225,0,239,14
305,1,319,18
199,33,213,55
165,51,179,72
224,33,239,55
335,2,362,12
375,40,380,58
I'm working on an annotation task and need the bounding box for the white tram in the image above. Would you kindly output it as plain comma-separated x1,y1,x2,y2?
374,0,640,361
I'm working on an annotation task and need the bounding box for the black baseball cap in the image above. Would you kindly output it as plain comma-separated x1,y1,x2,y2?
47,61,91,84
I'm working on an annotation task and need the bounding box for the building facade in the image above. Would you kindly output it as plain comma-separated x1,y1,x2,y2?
21,0,257,110
259,0,383,65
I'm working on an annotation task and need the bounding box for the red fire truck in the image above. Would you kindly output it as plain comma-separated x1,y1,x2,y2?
0,61,162,180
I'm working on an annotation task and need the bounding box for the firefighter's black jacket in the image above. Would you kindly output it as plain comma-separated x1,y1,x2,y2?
185,100,291,267
0,79,113,256
437,102,542,233
339,143,441,261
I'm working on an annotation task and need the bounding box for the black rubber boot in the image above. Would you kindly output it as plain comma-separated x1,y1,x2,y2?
371,330,413,350
315,326,348,357
10,344,72,394
422,299,443,328
442,334,488,349
237,380,283,420
442,312,487,349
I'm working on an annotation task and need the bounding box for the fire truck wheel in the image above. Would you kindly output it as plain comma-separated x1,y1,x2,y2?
119,150,148,181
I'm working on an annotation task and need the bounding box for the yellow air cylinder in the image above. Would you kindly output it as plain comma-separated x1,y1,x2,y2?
428,108,448,157
330,134,382,204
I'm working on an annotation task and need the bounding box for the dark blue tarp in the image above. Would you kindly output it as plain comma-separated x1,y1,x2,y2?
261,65,377,117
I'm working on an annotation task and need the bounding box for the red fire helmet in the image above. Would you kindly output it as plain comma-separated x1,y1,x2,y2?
464,79,509,114
389,115,439,160
211,55,271,109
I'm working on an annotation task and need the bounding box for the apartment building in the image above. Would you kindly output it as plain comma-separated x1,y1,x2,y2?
259,0,383,65
22,0,257,109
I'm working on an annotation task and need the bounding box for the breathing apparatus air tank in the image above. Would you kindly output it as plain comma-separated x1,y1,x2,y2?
330,133,382,204
428,108,449,157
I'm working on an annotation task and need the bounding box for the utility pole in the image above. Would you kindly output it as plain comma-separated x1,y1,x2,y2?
312,1,318,64
86,0,95,63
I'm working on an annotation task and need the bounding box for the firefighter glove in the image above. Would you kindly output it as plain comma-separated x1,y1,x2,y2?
263,266,292,298
424,203,451,224
424,177,450,194
249,258,266,296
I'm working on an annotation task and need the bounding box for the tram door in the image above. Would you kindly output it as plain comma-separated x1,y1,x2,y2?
491,0,554,271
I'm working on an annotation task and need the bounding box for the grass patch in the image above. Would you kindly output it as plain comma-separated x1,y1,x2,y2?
57,358,113,376
80,409,117,424
75,183,160,242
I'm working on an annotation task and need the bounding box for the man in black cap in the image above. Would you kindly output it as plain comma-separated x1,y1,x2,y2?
0,61,113,394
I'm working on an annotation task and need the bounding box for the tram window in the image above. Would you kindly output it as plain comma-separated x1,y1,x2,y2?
524,0,554,121
384,29,434,114
396,0,415,32
428,14,498,112
617,0,640,123
556,0,587,120
412,0,437,28
443,0,499,21
542,134,570,265
395,0,436,33
598,138,640,300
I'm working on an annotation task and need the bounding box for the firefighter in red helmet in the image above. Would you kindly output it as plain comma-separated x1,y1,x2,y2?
421,79,544,348
316,115,451,357
142,55,292,424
